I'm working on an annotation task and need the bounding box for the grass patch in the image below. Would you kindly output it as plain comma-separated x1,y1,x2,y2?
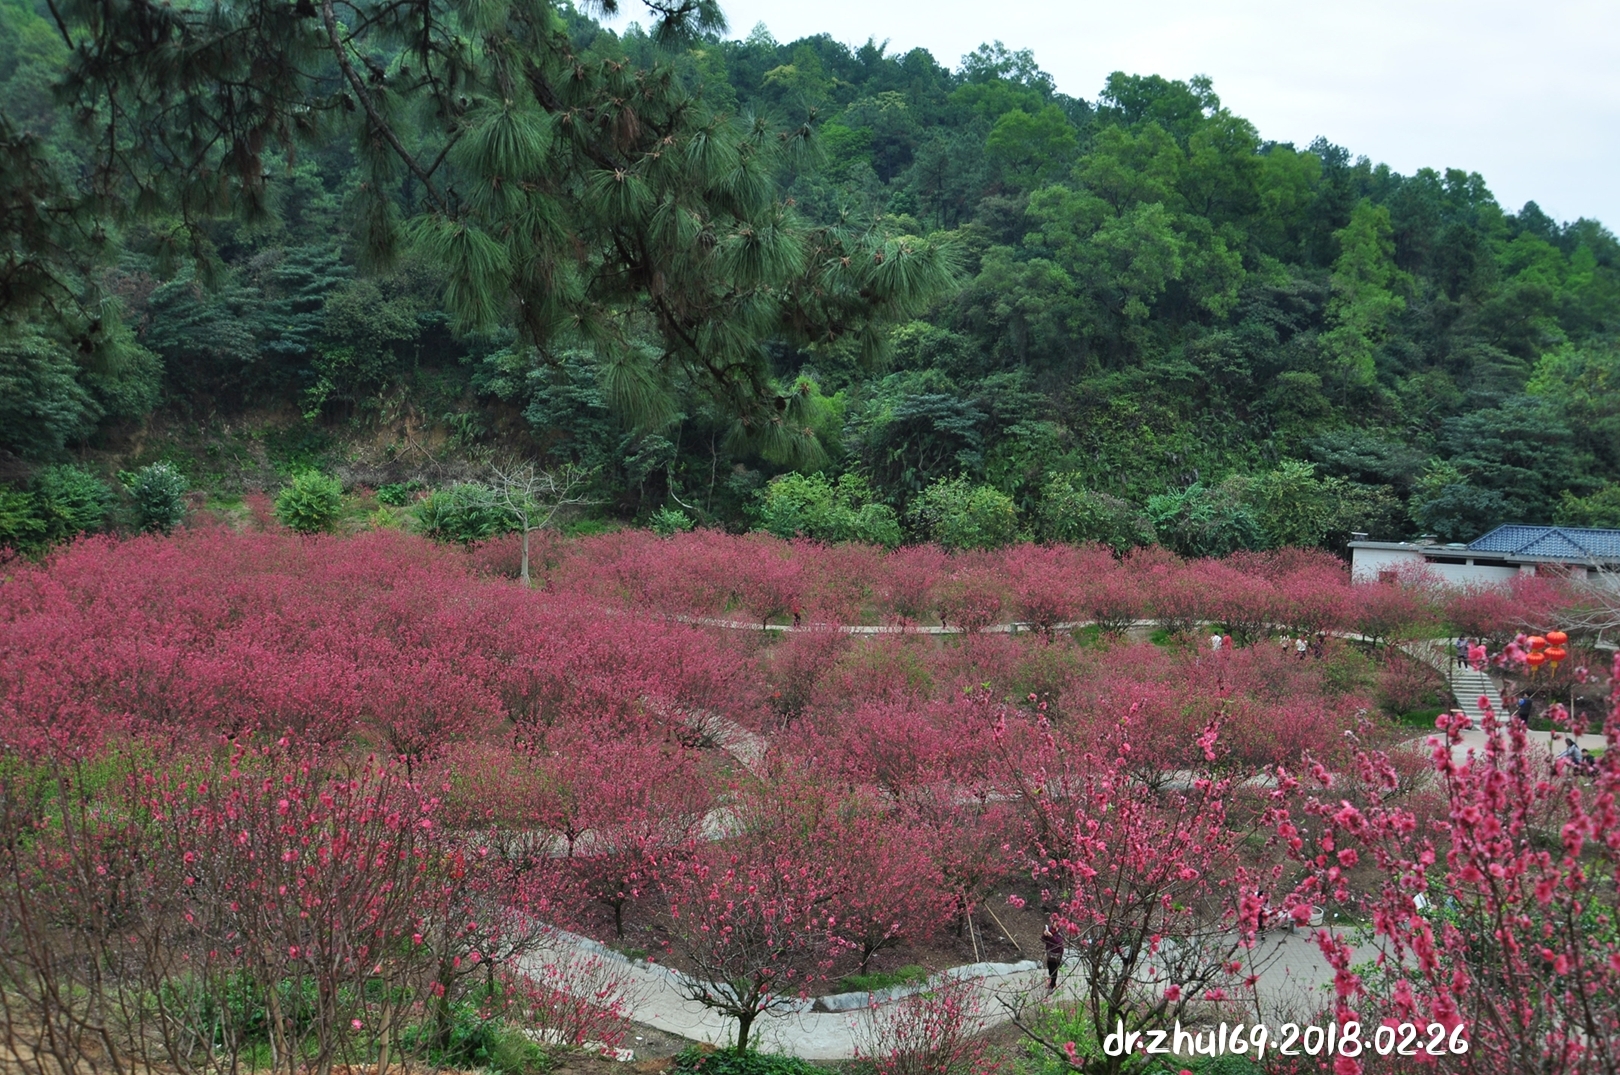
400,1001,551,1074
610,944,649,961
1068,624,1109,649
672,1046,819,1075
835,964,928,993
1148,628,1175,648
1393,706,1446,728
564,517,620,537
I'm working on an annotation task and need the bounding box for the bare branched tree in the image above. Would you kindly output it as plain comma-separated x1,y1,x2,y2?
489,461,597,587
1558,562,1620,639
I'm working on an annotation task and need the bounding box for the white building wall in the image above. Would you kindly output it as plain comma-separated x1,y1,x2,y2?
1349,547,1424,583
1424,562,1522,586
1350,546,1595,587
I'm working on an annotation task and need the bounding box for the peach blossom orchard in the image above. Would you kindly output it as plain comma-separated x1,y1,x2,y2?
0,527,1616,1074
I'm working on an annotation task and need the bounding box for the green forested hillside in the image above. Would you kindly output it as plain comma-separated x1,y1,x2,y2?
3,0,1618,554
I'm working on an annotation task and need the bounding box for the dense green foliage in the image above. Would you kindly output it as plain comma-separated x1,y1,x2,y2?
754,471,901,545
123,462,188,534
3,0,1617,551
273,471,344,533
908,474,1018,550
0,465,114,557
414,482,517,545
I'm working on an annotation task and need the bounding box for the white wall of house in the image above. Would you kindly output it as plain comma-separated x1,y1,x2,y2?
1349,546,1423,583
1350,547,1544,586
1423,561,1522,586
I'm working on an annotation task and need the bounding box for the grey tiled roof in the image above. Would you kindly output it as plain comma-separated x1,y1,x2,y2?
1467,525,1620,560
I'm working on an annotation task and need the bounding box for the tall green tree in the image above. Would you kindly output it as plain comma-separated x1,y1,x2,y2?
48,0,956,450
1319,200,1410,399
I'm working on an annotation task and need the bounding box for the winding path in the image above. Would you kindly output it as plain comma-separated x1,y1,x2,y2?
526,923,1367,1059
530,616,1600,1058
526,624,1392,1057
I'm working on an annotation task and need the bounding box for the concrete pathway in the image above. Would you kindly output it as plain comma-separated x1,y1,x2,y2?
1405,640,1607,762
670,614,1156,636
527,923,1368,1059
532,623,1591,1058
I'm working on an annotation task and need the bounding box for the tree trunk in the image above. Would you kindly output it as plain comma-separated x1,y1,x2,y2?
264,978,288,1073
735,1009,755,1053
374,992,393,1075
430,960,456,1050
520,527,531,587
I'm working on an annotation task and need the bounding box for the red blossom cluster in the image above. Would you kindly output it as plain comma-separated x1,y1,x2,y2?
1272,683,1620,1075
0,528,753,759
0,743,629,1073
0,525,1608,1071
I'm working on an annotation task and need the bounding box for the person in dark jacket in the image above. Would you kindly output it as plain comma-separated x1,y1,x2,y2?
1042,916,1065,992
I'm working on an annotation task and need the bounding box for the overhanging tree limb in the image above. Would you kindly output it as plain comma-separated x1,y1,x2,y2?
320,0,449,214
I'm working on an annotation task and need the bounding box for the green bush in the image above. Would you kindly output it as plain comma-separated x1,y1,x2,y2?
1038,474,1155,552
274,470,345,533
31,465,114,544
755,472,901,547
672,1045,819,1075
376,481,422,506
414,482,514,545
650,505,695,535
0,487,46,556
908,475,1018,550
124,462,189,533
1146,479,1264,558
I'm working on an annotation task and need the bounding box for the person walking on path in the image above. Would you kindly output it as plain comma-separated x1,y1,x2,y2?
1516,692,1533,726
1455,637,1468,669
1042,916,1065,992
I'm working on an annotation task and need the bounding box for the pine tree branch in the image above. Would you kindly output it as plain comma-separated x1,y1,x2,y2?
521,61,627,175
320,0,448,215
42,0,73,49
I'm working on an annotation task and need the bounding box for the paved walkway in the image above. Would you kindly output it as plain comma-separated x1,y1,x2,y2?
520,690,1371,1059
528,923,1366,1059
529,622,1599,1058
1409,641,1607,762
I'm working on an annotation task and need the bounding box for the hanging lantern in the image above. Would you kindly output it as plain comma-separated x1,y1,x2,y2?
1526,651,1547,670
1546,645,1568,668
1527,635,1548,652
1546,630,1569,647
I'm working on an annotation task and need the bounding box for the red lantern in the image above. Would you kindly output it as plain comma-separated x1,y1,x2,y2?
1526,651,1547,669
1527,635,1548,652
1546,630,1569,647
1546,645,1568,666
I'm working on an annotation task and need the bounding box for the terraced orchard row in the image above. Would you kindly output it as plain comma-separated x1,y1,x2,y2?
0,528,1615,1074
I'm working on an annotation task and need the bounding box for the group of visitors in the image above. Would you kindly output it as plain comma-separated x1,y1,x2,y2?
1206,632,1330,658
1502,691,1601,773
1277,633,1327,659
1557,736,1599,774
